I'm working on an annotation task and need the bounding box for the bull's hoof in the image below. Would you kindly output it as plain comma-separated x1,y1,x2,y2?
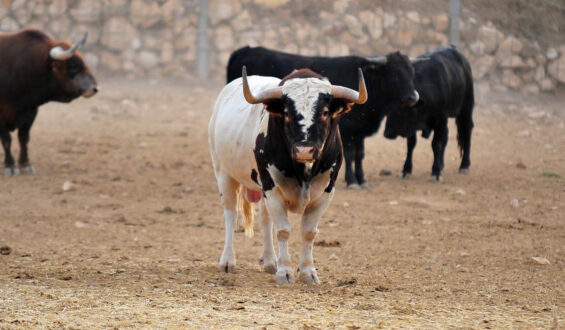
258,255,277,274
19,165,35,175
275,266,295,284
298,267,320,284
263,263,277,274
459,168,469,174
401,173,411,179
346,183,361,190
4,167,19,176
430,175,443,182
360,182,372,190
218,261,236,273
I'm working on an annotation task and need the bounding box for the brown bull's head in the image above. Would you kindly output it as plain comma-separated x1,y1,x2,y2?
49,32,98,102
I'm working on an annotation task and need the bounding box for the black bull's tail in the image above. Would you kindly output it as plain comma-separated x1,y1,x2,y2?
455,61,475,162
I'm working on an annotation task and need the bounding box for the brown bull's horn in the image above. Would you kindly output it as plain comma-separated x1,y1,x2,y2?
242,66,283,104
366,56,387,64
49,32,88,61
331,68,368,104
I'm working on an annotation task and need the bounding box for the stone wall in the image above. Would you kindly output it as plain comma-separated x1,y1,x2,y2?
0,0,564,93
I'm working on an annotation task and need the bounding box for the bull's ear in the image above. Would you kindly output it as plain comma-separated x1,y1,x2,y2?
263,99,284,116
330,98,353,118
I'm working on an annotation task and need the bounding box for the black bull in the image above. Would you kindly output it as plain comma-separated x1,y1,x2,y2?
384,46,475,181
227,46,421,188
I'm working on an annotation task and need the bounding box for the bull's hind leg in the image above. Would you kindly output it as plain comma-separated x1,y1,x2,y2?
456,110,474,174
0,126,17,176
216,173,240,273
258,200,277,274
430,121,448,182
298,190,333,284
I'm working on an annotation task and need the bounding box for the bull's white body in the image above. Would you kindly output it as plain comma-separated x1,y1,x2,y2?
209,76,276,191
209,75,336,284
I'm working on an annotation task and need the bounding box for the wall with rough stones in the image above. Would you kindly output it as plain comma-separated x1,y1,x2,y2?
0,0,564,94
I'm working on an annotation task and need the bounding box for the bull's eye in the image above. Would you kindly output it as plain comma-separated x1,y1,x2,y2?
66,57,84,78
321,108,330,120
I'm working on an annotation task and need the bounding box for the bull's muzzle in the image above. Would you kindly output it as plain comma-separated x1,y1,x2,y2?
82,86,98,98
292,145,318,163
402,90,419,107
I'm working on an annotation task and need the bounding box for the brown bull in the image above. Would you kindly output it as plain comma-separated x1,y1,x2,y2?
0,29,98,176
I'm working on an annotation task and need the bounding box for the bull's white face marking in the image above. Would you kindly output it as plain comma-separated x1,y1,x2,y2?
282,78,332,140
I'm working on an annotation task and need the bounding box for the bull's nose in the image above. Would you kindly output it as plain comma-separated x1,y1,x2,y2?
82,86,98,98
293,145,317,163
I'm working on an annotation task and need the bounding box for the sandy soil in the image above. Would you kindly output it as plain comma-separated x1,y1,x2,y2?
0,78,564,328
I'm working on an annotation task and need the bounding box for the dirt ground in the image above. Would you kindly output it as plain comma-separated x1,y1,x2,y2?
0,77,564,328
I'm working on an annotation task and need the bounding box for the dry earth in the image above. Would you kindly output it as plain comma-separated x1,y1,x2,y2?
0,78,564,328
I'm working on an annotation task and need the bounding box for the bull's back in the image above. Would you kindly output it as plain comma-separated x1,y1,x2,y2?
227,46,365,88
0,30,51,99
416,48,473,117
209,76,280,188
227,47,308,82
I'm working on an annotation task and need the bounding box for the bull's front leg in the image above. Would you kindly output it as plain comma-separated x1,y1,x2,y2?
258,200,277,274
298,189,334,284
354,138,370,189
402,134,417,178
0,126,17,176
343,140,358,189
17,123,35,175
264,191,293,284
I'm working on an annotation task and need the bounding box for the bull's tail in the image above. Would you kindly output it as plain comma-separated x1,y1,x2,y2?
456,85,475,152
455,59,475,170
455,94,474,157
237,187,254,238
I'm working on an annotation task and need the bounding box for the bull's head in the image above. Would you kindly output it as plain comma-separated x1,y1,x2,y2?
49,32,98,102
366,51,427,108
243,66,367,164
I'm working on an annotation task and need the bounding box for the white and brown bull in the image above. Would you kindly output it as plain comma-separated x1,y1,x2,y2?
208,67,367,284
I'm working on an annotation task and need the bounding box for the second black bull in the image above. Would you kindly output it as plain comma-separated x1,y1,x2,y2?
384,46,475,182
227,46,424,189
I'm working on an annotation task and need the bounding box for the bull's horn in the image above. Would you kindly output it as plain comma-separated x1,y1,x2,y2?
410,56,430,63
331,68,367,104
49,32,88,61
242,66,283,104
366,56,387,64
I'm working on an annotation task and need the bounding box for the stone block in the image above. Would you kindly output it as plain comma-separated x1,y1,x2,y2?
101,17,138,51
70,0,103,23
